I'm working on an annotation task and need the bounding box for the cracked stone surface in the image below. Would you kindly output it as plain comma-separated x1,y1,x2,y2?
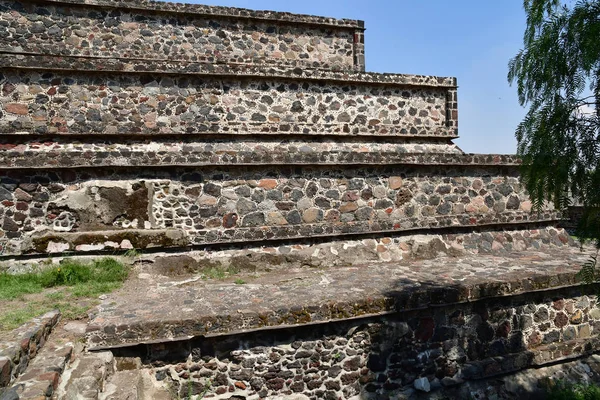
86,245,590,349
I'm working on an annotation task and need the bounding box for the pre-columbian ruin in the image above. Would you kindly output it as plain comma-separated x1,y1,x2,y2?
0,1,598,399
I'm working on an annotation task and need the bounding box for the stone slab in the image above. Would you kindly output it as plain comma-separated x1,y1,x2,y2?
0,54,455,88
1,144,530,170
0,310,60,392
86,246,591,349
5,339,73,400
34,0,366,29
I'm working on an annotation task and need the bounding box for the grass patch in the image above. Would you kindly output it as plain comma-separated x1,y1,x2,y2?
547,381,600,400
0,258,128,332
0,304,48,331
0,258,128,301
0,273,43,300
201,266,240,281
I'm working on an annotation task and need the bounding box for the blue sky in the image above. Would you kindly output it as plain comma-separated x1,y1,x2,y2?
161,0,528,155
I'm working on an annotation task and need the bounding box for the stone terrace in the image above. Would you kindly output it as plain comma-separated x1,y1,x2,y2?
88,245,587,349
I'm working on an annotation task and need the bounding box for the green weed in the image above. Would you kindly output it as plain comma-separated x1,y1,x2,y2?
201,266,241,281
547,381,600,400
0,258,128,332
0,258,128,300
0,304,52,330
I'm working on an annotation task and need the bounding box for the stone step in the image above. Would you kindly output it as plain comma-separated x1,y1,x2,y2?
0,310,60,393
55,351,114,400
85,245,588,349
99,369,171,400
2,338,72,400
0,0,365,72
2,141,478,171
0,53,451,90
97,269,600,400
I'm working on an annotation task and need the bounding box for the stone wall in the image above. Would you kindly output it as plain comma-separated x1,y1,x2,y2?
0,0,365,71
129,287,600,400
0,165,558,255
0,70,455,137
0,0,557,260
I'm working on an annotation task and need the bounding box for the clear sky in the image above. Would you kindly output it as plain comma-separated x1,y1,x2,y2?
160,0,529,155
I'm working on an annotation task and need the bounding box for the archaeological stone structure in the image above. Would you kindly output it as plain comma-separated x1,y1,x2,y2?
0,1,598,400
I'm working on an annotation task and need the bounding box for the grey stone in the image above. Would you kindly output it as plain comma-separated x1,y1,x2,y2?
286,210,302,225
355,207,374,220
237,198,257,214
203,183,222,197
414,377,431,392
0,187,11,201
241,212,265,227
506,195,521,210
0,388,19,400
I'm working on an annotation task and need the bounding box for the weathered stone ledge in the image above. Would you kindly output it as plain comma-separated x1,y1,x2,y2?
0,53,456,88
0,310,60,392
462,336,600,381
85,246,590,349
0,145,528,170
22,211,560,256
0,122,457,139
35,0,365,29
4,226,574,273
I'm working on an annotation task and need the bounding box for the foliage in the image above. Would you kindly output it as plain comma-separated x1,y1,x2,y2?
547,381,600,400
508,0,600,248
0,258,129,331
200,266,240,281
0,258,128,300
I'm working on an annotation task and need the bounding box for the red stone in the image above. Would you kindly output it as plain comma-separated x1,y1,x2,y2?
47,87,57,96
16,202,28,211
258,179,278,189
342,191,359,202
528,331,542,347
495,321,511,338
215,387,227,395
1,83,15,96
415,317,435,342
552,299,564,310
223,213,238,228
554,312,569,328
234,381,246,389
37,371,60,389
5,103,29,115
0,357,10,387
